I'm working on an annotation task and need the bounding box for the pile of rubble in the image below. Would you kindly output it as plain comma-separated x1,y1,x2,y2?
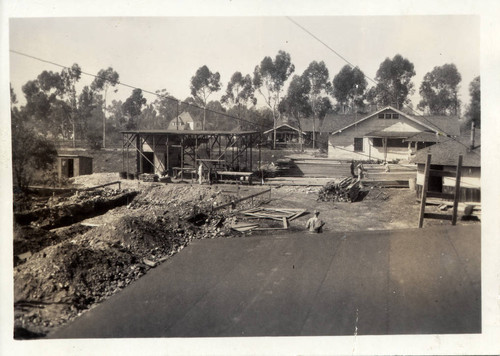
13,183,243,337
14,188,137,229
317,177,361,202
138,173,159,182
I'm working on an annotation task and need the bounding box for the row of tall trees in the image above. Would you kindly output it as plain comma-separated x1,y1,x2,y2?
11,52,481,151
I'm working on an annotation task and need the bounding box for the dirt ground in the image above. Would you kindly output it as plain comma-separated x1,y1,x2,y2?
12,172,480,338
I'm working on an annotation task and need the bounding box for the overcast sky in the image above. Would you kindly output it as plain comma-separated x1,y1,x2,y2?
9,15,479,113
3,2,500,355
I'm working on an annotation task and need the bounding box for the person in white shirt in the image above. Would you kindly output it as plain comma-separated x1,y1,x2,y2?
305,210,325,233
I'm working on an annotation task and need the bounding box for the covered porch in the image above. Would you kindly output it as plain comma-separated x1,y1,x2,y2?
365,130,420,162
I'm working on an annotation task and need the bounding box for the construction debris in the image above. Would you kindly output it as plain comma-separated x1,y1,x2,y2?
139,173,159,182
317,177,361,202
230,222,260,232
13,183,242,337
233,207,307,231
239,207,306,222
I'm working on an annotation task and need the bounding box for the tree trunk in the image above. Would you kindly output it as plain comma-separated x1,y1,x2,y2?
103,88,107,149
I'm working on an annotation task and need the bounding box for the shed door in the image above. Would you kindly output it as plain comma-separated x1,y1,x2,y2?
142,152,155,174
428,164,443,192
64,159,74,178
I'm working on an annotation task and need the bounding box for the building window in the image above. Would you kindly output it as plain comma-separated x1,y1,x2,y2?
378,113,385,119
385,113,393,119
392,113,399,119
387,138,408,147
354,137,363,151
373,138,383,147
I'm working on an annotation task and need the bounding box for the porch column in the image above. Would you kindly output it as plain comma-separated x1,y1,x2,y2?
166,135,169,175
383,137,387,162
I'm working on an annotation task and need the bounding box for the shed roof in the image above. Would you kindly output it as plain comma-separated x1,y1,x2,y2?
365,131,421,138
57,154,93,159
121,129,260,136
404,132,450,143
263,123,306,135
411,129,481,167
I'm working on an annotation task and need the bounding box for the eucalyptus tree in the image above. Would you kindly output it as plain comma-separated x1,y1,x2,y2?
61,63,82,147
11,86,57,191
418,63,462,115
465,76,480,128
302,61,332,148
373,54,416,109
122,89,147,130
279,74,312,129
221,72,256,118
190,65,221,130
332,65,367,114
253,50,295,148
91,67,120,148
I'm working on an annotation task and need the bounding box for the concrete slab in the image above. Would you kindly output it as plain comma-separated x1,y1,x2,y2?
48,225,481,338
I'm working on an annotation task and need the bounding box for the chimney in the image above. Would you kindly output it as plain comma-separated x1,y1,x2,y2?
470,121,475,149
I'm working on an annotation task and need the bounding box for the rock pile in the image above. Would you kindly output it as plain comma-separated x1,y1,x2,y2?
13,183,241,337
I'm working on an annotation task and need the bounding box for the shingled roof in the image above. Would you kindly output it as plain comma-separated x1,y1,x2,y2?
411,129,481,167
319,106,460,137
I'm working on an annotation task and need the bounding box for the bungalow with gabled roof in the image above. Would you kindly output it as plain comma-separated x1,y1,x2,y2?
263,123,306,147
322,106,460,162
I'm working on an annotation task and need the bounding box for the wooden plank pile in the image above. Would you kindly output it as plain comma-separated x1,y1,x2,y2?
317,177,360,202
418,198,481,220
231,207,306,232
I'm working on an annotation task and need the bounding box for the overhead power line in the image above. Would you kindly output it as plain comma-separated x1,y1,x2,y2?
285,17,479,156
9,49,269,132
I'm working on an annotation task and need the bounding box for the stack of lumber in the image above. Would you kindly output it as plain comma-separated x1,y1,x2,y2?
317,177,360,202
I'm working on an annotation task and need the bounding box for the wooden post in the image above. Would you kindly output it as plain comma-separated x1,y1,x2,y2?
122,134,125,173
166,136,169,175
136,135,141,175
176,101,179,131
153,135,156,174
180,138,184,181
383,137,387,162
195,135,198,169
418,154,432,228
451,155,463,225
250,135,253,171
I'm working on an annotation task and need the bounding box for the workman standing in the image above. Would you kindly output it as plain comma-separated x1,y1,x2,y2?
356,162,366,188
306,210,325,233
198,163,204,185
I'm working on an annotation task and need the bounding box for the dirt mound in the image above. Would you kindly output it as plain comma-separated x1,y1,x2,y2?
15,240,140,305
13,183,241,336
14,189,137,229
14,224,92,265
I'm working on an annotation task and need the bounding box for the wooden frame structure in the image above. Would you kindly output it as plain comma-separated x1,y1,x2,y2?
418,154,463,228
121,129,262,181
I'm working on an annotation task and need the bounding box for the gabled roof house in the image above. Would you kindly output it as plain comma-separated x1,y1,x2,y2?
322,106,460,162
167,111,202,131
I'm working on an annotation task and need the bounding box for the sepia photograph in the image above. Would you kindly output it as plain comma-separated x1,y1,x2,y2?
2,1,499,355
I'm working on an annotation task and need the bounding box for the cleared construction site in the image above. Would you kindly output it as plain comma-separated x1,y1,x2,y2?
13,134,482,339
8,16,485,351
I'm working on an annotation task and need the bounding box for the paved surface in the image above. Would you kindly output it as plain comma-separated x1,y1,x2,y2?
49,225,481,338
